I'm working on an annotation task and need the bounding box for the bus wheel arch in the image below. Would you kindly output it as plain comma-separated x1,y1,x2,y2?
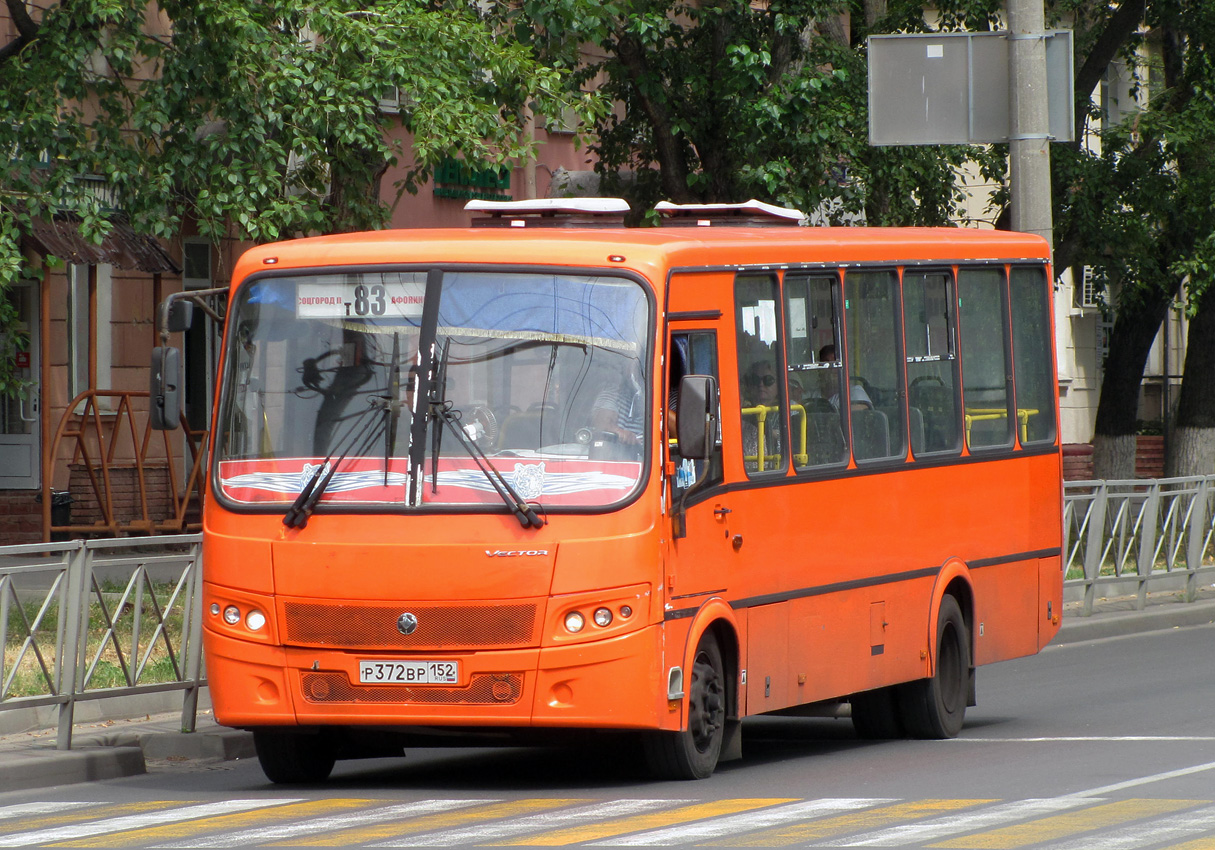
647,606,740,779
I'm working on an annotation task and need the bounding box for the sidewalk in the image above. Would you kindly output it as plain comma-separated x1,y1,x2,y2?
1,589,1213,794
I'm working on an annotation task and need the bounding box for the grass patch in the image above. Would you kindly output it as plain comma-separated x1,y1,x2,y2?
3,581,189,699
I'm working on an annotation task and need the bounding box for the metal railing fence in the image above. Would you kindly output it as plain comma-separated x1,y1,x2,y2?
1064,476,1215,615
0,535,204,749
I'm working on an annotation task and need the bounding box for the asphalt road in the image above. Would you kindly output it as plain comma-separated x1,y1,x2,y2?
1,622,1214,848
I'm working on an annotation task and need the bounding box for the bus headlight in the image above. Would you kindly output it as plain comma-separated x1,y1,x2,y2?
222,605,241,625
245,609,267,631
593,607,613,627
564,611,585,633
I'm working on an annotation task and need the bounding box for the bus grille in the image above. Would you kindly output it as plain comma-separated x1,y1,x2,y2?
300,671,523,705
282,602,540,650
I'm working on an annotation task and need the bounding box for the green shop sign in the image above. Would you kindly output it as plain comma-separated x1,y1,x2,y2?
433,158,512,201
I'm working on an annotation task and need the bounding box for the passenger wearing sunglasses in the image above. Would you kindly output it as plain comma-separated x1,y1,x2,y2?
742,360,783,471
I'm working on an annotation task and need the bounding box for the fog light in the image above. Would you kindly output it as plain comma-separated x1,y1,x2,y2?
223,605,240,625
593,607,613,627
564,611,585,633
619,605,633,619
210,603,220,616
246,609,267,631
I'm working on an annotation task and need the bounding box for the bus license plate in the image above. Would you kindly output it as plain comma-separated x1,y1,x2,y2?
358,660,459,685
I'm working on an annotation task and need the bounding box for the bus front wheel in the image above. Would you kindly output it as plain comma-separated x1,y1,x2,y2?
644,634,726,780
898,595,970,739
254,728,336,784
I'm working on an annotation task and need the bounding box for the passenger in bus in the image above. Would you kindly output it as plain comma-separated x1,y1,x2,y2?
817,344,873,411
742,360,782,471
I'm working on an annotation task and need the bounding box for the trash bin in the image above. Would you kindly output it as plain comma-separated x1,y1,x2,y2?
50,490,72,541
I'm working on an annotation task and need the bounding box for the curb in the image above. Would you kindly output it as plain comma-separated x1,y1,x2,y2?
0,725,255,795
1055,600,1215,645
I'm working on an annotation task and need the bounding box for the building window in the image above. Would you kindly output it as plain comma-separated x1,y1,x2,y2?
67,264,112,399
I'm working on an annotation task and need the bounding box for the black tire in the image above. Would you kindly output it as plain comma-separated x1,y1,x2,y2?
898,595,970,739
644,634,727,780
850,686,904,739
253,729,336,784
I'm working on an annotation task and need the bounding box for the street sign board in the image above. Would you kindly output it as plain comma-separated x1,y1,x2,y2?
868,31,1074,145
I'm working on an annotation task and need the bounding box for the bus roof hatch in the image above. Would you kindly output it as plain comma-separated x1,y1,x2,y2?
465,198,630,228
654,199,805,227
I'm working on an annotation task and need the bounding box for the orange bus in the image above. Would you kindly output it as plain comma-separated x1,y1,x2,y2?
175,199,1062,783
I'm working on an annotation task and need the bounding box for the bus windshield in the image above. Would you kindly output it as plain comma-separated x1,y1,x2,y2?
215,269,651,512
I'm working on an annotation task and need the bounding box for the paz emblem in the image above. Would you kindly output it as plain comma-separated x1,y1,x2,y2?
396,612,419,636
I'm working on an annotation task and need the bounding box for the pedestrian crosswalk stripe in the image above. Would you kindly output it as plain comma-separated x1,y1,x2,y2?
0,802,166,837
929,798,1206,849
372,800,690,847
1,795,1215,849
1157,838,1215,850
0,801,297,848
591,799,896,846
157,799,494,849
495,799,797,846
57,799,374,848
1045,802,1215,850
704,799,992,847
0,805,97,825
264,800,578,848
810,798,1095,847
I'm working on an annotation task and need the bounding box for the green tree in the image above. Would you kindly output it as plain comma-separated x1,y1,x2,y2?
499,0,1000,225
1050,0,1215,477
0,0,595,271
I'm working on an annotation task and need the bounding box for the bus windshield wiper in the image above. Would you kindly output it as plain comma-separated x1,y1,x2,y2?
284,398,389,529
430,402,544,529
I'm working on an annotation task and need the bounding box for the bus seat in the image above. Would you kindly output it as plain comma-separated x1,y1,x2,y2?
807,413,848,465
851,408,890,461
909,406,926,455
912,385,955,452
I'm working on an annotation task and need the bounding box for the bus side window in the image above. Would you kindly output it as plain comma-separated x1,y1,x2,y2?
844,270,906,462
1010,266,1057,445
904,270,961,455
958,267,1014,450
669,331,722,492
736,274,788,475
785,274,847,468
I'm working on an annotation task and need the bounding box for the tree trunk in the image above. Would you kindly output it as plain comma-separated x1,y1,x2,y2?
1091,285,1176,479
1166,290,1215,476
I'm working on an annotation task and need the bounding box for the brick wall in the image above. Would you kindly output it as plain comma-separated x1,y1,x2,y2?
0,491,42,544
67,463,173,530
1062,436,1167,482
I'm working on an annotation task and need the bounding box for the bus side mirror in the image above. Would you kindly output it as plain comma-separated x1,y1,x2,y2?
166,299,194,333
150,346,182,430
677,375,717,460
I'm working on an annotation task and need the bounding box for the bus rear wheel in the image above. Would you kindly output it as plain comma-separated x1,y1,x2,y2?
253,729,336,784
644,634,726,780
899,595,970,739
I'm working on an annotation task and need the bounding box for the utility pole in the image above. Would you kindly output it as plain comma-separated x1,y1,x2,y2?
1007,0,1053,252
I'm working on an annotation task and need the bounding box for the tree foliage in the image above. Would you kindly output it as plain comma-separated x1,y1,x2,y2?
1048,0,1215,475
496,0,1001,225
0,0,596,273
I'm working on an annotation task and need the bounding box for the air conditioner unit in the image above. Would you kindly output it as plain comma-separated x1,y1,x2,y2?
1078,266,1101,309
378,86,401,115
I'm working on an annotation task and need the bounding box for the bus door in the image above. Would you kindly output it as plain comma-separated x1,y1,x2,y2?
665,325,730,604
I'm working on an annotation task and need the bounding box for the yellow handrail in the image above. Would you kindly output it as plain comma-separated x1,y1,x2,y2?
964,407,1039,443
741,403,808,470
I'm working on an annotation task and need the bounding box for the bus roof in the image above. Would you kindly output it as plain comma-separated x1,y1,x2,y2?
234,225,1052,282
